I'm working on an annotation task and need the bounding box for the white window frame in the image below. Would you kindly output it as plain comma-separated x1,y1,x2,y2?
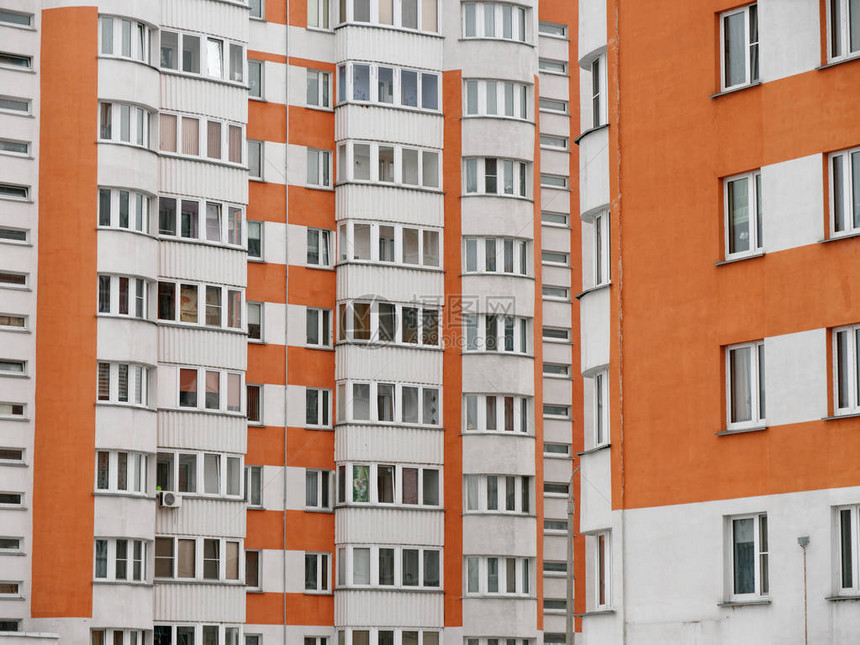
337,381,441,426
589,54,607,128
593,531,611,609
157,450,244,499
94,538,147,583
154,536,244,582
593,210,610,286
306,69,331,108
720,4,759,91
462,313,530,354
337,0,440,33
338,221,441,267
336,63,441,111
724,171,762,259
245,464,263,507
156,195,244,247
538,21,566,37
158,111,245,166
462,3,528,42
463,474,531,514
836,505,860,594
833,324,860,414
463,157,529,198
338,300,440,347
306,308,333,347
307,149,333,188
463,79,528,120
338,141,441,189
308,0,331,29
827,0,860,61
725,341,766,431
153,626,243,645
830,148,860,237
250,0,265,19
0,10,33,28
463,555,531,596
539,134,568,150
0,95,30,115
156,279,244,329
248,59,264,99
726,513,768,601
538,58,567,74
97,275,149,319
176,366,245,415
306,469,332,509
338,545,442,588
247,383,263,424
97,362,150,407
464,237,529,276
304,552,330,592
99,188,152,234
248,140,264,180
95,450,148,495
246,302,263,342
337,463,441,507
159,29,246,83
98,16,151,63
305,388,332,428
307,228,332,267
592,370,609,447
463,394,531,434
98,102,151,148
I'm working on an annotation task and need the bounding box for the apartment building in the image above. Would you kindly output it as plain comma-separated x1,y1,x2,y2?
0,1,578,644
575,0,860,643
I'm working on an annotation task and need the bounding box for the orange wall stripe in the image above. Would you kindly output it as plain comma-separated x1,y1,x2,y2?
286,185,335,230
249,101,287,144
266,0,288,25
246,426,286,466
288,106,336,150
31,6,99,619
287,266,337,306
284,510,335,550
286,427,336,468
288,0,307,27
247,263,287,304
441,69,464,627
289,57,337,73
249,181,287,224
248,592,334,626
248,50,288,64
246,510,285,550
248,343,287,385
286,347,335,387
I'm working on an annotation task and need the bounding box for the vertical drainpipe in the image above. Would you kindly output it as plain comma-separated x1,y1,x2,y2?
283,0,291,642
566,466,579,645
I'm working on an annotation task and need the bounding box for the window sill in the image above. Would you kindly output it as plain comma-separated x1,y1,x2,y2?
542,338,574,345
460,272,533,280
247,257,265,263
826,594,860,601
461,193,534,204
305,264,336,271
539,146,571,154
304,344,335,352
303,591,333,596
573,123,609,146
0,109,34,119
457,37,535,48
93,580,152,588
0,373,28,380
249,96,266,102
716,425,767,437
0,416,28,423
462,511,536,519
718,598,771,608
539,109,570,117
540,185,571,192
0,66,35,75
153,579,246,587
461,430,534,438
0,460,26,467
577,443,610,457
822,411,860,421
461,115,535,127
543,453,574,460
0,594,25,600
304,507,335,514
714,250,764,266
538,70,570,78
541,221,571,230
246,505,265,511
543,374,573,381
305,425,334,432
0,327,30,334
710,80,762,99
817,53,860,71
337,504,444,512
305,104,334,112
575,283,610,300
305,184,335,192
543,415,573,422
0,550,26,557
576,609,615,617
543,296,573,304
93,491,152,501
821,230,860,244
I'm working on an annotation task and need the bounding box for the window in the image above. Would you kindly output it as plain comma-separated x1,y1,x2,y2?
541,251,568,265
539,135,568,150
828,0,860,60
245,550,261,591
247,384,262,423
306,470,332,509
156,280,243,329
542,212,568,226
245,465,262,507
593,532,610,608
538,98,567,114
543,443,571,457
464,157,529,197
0,492,22,506
305,552,330,591
0,449,24,464
176,367,243,414
95,450,148,494
0,10,32,27
247,221,263,259
542,327,569,341
542,285,568,299
306,308,332,347
247,303,263,341
538,21,566,37
337,63,438,109
836,505,860,594
98,102,151,147
99,16,150,62
338,0,438,32
97,275,149,319
539,58,567,74
340,632,439,645
0,620,20,632
463,80,528,120
724,171,762,258
97,362,149,407
305,388,331,427
540,174,568,189
338,141,441,188
250,0,264,18
0,52,31,69
0,96,30,114
592,370,609,447
339,546,441,587
307,229,332,267
94,539,147,582
308,149,332,187
830,147,860,236
462,314,530,354
464,475,530,514
160,29,245,82
339,301,440,347
0,403,24,418
589,55,606,128
464,237,529,275
0,184,29,201
727,514,768,599
159,112,244,165
100,188,151,234
0,360,24,375
248,140,263,179
337,381,440,426
157,451,243,498
338,221,440,267
246,636,262,645
249,60,263,98
726,341,765,430
308,0,331,28
307,70,331,107
543,404,569,418
463,394,531,434
463,3,527,41
0,138,29,156
154,626,242,645
464,556,531,595
337,463,440,507
543,363,569,377
0,313,26,330
833,324,860,414
92,629,147,645
593,211,610,286
721,4,759,91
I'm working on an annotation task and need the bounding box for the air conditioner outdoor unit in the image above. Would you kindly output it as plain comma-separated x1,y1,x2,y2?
159,491,182,509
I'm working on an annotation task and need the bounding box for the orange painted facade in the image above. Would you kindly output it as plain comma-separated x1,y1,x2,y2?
31,5,99,619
